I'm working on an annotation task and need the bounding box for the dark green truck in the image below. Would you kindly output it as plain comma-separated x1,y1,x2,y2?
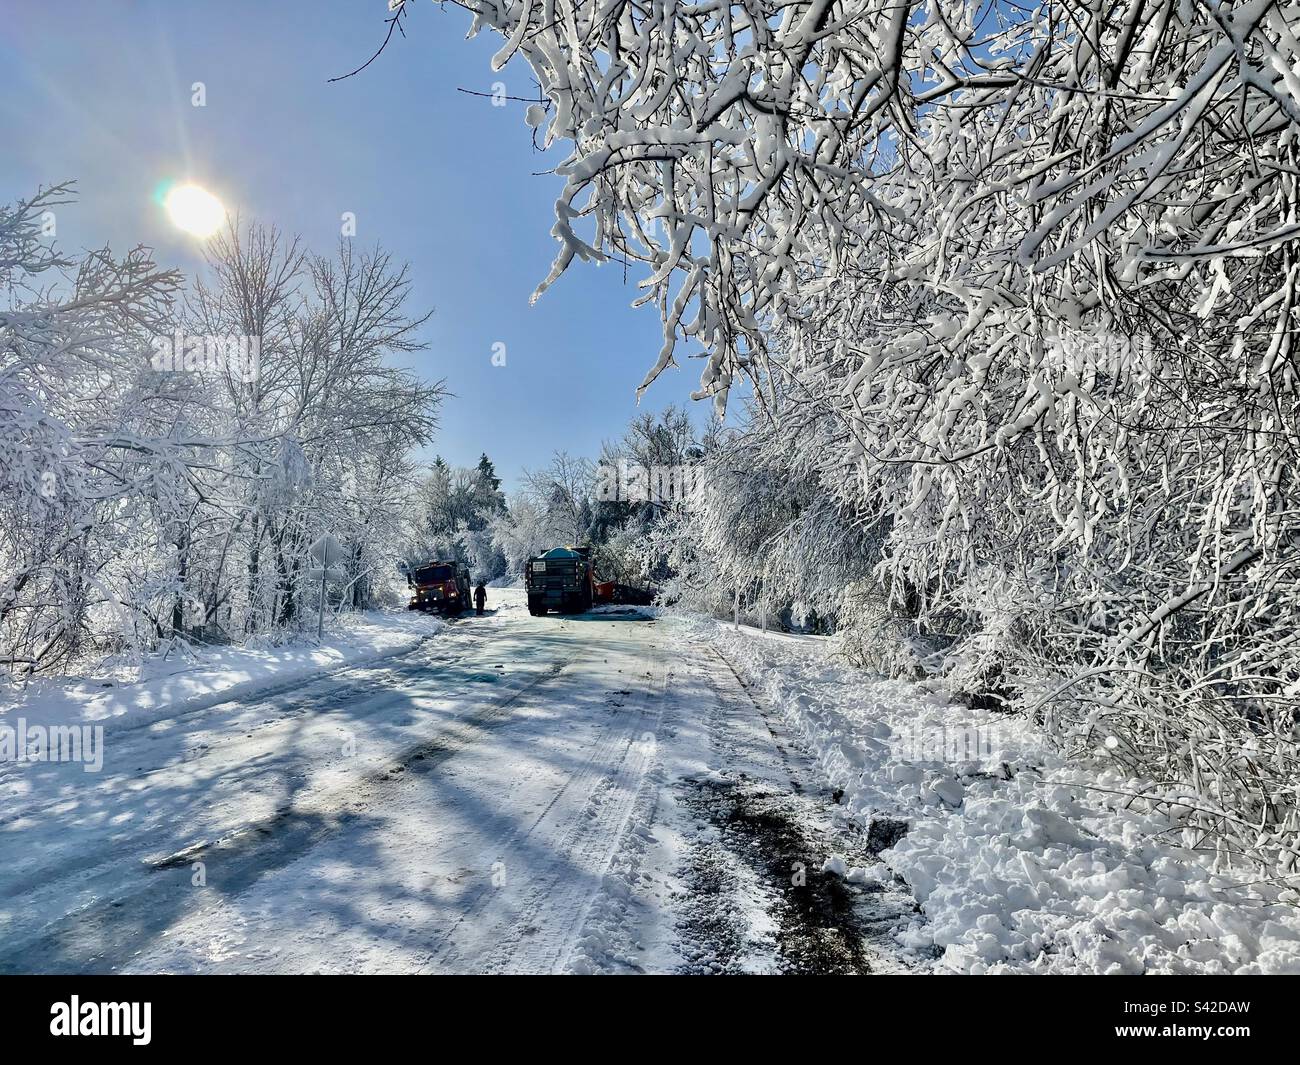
525,546,594,615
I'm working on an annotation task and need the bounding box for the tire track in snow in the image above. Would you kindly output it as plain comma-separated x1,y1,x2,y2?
418,649,669,973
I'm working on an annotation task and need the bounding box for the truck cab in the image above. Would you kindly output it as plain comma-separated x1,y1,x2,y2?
407,560,472,614
525,546,594,615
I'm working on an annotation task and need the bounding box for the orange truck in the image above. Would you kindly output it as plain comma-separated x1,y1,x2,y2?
406,560,472,614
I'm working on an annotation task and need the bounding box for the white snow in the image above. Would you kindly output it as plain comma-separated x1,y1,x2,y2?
8,585,1298,975
0,610,446,736
695,615,1300,975
845,865,890,887
821,855,848,877
3,592,890,973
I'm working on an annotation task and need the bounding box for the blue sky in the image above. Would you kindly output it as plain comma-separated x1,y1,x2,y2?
0,1,709,490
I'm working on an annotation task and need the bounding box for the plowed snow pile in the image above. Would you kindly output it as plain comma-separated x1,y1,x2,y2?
684,617,1300,974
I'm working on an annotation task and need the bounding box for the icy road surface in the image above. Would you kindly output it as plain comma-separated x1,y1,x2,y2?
0,590,920,974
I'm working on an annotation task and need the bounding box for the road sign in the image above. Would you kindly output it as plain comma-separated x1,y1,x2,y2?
309,534,347,638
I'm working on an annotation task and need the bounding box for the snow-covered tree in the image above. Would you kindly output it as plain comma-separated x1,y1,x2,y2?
2,192,444,671
1,184,184,671
184,224,443,632
520,451,594,546
489,494,556,578
404,454,509,580
423,0,1300,871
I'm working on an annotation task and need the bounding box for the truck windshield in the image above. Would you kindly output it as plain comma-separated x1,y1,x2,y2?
413,565,453,584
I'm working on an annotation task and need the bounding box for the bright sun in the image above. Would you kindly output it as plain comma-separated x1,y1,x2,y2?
164,183,226,238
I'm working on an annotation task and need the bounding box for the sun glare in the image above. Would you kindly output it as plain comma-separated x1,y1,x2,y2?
164,183,226,238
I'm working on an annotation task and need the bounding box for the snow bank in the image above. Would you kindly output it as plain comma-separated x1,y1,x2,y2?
0,611,446,737
680,615,1300,974
587,605,662,620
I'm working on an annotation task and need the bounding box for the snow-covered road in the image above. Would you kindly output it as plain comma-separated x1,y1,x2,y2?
0,590,916,974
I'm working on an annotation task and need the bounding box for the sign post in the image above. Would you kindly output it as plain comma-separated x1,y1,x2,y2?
309,534,346,640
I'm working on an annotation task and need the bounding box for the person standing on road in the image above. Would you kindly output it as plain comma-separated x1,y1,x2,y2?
474,581,487,616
